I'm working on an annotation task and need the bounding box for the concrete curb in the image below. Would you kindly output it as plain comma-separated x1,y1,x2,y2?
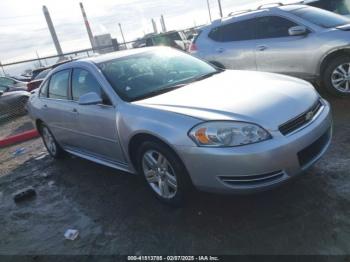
0,129,40,148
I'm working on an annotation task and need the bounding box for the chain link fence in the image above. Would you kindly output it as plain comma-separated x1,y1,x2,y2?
0,42,139,147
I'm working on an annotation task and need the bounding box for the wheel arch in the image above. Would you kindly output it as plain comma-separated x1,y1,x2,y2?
35,119,44,134
319,48,350,76
128,132,187,174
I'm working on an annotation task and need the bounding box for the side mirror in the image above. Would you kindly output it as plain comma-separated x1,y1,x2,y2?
78,92,102,105
289,26,308,36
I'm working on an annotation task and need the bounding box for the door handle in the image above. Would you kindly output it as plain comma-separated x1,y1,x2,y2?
216,47,224,53
257,45,268,51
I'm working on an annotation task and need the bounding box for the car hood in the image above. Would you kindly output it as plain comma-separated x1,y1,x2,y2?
134,70,319,130
1,90,30,98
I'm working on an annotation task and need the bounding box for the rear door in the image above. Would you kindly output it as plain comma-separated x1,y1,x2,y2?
206,19,257,70
254,15,315,78
40,69,78,146
69,68,125,164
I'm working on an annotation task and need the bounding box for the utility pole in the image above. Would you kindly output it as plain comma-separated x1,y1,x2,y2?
118,23,127,49
207,0,212,22
79,2,95,49
151,19,158,34
160,15,166,32
42,5,63,56
217,0,223,18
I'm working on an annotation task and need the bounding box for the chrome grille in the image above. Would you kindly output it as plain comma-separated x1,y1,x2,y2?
279,100,323,136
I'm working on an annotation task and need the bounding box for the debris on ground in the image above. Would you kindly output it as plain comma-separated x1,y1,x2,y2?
13,187,36,203
64,229,79,241
12,147,27,157
35,153,47,161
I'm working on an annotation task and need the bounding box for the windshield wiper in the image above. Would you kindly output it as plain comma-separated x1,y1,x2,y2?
131,70,223,102
190,70,222,83
131,84,186,102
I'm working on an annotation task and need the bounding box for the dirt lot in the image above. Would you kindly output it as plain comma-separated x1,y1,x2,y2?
0,93,349,255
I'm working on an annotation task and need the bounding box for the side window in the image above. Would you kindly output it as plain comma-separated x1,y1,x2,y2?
209,19,255,42
255,16,298,39
39,80,49,98
48,70,70,100
0,77,14,87
146,38,153,46
71,69,111,105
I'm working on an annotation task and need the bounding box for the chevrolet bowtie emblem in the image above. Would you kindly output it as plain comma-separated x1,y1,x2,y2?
305,111,314,121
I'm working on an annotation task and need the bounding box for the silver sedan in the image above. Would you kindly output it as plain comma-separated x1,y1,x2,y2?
27,47,332,205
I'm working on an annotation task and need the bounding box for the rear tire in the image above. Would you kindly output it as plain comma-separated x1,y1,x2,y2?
137,141,192,206
322,56,350,97
39,123,65,159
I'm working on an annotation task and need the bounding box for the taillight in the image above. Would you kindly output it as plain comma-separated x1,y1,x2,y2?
27,81,41,92
189,43,198,53
27,82,33,92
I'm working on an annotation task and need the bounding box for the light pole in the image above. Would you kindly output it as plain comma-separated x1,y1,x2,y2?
118,23,127,49
207,0,212,22
217,0,223,18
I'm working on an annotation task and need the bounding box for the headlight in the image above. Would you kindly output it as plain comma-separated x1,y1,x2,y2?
188,121,271,147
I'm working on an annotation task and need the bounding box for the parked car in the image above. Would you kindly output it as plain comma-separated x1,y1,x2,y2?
135,31,191,51
27,69,51,92
27,60,75,92
12,75,31,82
304,0,350,17
190,4,350,97
0,77,27,91
0,89,30,120
27,47,332,205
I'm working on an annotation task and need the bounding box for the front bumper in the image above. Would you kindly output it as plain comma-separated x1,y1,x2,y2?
175,101,332,194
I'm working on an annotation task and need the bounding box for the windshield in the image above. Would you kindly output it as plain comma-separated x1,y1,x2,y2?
98,49,218,102
290,6,350,28
308,0,350,15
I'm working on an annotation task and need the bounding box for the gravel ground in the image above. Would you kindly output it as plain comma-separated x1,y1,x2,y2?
0,93,349,255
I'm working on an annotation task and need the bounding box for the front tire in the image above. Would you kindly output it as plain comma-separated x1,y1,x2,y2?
40,123,65,159
323,56,350,97
137,141,192,206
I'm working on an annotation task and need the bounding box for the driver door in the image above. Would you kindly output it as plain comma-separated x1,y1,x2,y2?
254,15,315,78
69,68,126,164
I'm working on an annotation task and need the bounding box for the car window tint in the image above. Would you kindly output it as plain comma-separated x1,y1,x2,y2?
289,5,350,28
39,80,49,98
48,70,70,100
0,85,8,92
146,38,153,46
310,0,350,15
208,19,255,42
0,77,14,87
35,69,50,80
255,16,298,39
72,69,102,101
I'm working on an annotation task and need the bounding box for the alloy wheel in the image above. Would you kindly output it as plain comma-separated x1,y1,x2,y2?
142,150,178,199
331,63,350,93
42,127,57,156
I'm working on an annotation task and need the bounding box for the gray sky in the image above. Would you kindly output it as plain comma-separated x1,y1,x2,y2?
0,0,291,75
